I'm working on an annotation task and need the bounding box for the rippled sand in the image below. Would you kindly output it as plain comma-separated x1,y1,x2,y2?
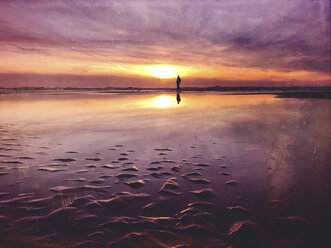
0,92,330,247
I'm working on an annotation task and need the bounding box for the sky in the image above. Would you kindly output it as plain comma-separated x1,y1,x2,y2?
0,0,330,88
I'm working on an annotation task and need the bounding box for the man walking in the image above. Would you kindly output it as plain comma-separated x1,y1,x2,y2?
176,75,182,92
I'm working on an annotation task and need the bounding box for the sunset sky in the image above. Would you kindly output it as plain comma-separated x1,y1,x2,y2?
0,0,330,88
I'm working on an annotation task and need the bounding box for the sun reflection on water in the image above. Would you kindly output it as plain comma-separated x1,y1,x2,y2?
150,95,178,108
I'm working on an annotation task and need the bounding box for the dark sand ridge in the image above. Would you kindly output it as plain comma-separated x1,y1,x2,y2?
0,127,327,247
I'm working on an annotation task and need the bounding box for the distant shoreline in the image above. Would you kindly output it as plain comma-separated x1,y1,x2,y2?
0,86,330,99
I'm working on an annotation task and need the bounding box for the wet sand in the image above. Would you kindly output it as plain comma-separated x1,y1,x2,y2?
0,92,330,247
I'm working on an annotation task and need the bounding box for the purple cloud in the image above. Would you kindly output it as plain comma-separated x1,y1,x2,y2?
0,0,329,84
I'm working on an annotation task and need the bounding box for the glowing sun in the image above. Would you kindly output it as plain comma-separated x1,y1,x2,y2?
147,65,178,79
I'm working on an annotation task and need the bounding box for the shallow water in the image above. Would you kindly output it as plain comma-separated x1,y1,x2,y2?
0,92,330,247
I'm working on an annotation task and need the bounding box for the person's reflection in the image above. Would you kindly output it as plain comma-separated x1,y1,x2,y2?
176,93,181,104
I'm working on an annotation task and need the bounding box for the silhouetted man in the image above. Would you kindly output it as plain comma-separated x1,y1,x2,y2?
176,75,181,92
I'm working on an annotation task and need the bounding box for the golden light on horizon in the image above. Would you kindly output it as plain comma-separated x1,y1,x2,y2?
1,51,330,86
147,65,179,79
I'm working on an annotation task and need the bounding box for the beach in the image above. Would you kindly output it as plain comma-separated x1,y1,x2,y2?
0,91,330,247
